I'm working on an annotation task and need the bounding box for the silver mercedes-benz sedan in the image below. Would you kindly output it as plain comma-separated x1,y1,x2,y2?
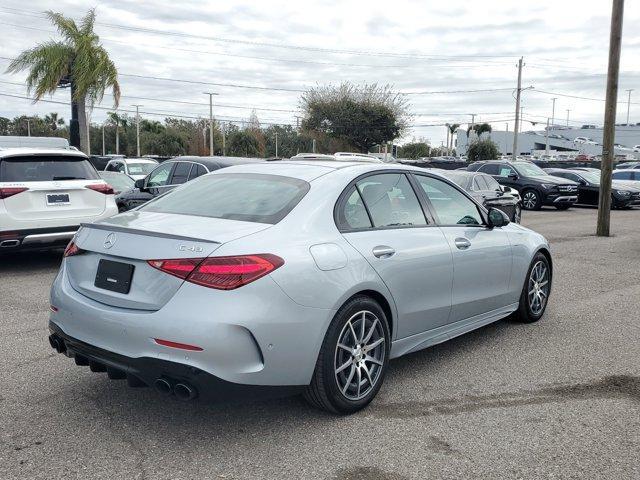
49,160,552,414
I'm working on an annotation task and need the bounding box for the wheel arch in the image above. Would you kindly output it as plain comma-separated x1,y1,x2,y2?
344,289,395,339
535,247,553,282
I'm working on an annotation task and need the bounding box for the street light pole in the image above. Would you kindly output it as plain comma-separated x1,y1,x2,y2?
566,109,571,126
132,104,143,157
275,131,279,157
512,57,524,157
625,88,633,124
102,123,106,156
204,92,219,157
551,97,557,128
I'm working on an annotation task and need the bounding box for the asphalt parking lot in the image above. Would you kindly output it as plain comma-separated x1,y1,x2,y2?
1,207,639,480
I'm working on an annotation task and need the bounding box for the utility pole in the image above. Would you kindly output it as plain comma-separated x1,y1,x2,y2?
512,57,523,157
26,118,31,136
133,105,143,157
102,123,106,156
505,122,509,155
445,125,450,154
312,139,316,153
566,109,571,126
625,89,633,124
222,122,226,156
551,97,557,128
545,118,550,154
275,131,279,157
204,92,219,157
597,0,625,237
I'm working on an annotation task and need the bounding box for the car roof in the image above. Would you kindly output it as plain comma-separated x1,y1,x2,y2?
118,157,158,164
166,156,264,170
0,148,87,159
212,160,432,182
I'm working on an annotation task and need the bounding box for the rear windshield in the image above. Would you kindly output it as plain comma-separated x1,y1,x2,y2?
0,155,99,182
141,173,310,224
127,162,157,175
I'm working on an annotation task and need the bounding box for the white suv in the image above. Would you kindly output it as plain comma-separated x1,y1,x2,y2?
0,148,118,252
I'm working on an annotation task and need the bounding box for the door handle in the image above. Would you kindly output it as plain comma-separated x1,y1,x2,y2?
454,237,471,250
372,245,395,258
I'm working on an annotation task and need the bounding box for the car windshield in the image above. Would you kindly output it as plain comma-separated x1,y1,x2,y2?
579,171,601,184
99,172,135,191
439,172,469,189
127,162,157,175
0,155,98,181
141,173,310,224
514,162,548,177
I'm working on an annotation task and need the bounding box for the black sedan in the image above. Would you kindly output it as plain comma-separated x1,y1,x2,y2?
437,170,522,223
115,156,263,212
544,168,640,208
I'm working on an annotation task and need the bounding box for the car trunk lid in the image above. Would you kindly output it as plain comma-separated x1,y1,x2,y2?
66,211,271,310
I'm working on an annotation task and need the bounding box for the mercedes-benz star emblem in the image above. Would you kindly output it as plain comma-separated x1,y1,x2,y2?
103,232,117,249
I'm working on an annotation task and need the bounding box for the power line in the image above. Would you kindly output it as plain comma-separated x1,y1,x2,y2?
0,20,517,70
530,88,640,105
0,6,519,61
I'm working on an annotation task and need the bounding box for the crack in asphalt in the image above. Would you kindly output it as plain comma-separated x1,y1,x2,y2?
370,375,639,419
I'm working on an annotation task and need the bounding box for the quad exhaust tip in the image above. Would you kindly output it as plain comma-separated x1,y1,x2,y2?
154,378,173,396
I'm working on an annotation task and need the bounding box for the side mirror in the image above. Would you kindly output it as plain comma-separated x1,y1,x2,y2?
507,173,519,180
487,208,510,228
501,186,512,193
134,178,145,190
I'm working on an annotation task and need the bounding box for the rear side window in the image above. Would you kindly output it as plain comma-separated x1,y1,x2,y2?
0,155,98,182
188,164,207,181
483,175,501,190
478,164,499,175
473,176,488,191
336,186,372,230
141,173,309,224
356,173,427,228
171,162,191,185
613,171,632,180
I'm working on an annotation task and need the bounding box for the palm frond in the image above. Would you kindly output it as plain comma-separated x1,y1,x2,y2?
44,11,80,43
79,8,97,36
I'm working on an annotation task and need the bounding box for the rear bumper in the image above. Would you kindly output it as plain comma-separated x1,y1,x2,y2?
48,322,304,402
0,226,77,251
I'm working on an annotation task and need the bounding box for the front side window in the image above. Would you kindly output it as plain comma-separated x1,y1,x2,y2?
497,164,517,177
146,163,174,187
356,173,426,228
141,173,309,224
473,175,489,191
415,175,483,226
483,175,501,191
612,171,632,180
0,155,98,181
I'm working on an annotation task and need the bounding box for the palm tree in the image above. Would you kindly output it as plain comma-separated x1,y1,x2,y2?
447,123,460,152
6,9,120,153
44,112,65,131
107,111,127,155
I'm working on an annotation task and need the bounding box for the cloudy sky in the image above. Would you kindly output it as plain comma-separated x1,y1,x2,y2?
1,0,640,146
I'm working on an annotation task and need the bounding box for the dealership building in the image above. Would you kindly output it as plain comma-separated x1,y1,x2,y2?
456,124,640,158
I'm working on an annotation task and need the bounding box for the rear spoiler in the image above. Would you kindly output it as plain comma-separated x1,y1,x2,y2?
79,222,220,244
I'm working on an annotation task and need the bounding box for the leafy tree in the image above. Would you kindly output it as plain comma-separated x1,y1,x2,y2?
0,117,10,135
6,9,120,153
228,128,262,157
467,139,500,162
300,82,410,153
106,111,128,155
44,112,65,131
398,142,430,159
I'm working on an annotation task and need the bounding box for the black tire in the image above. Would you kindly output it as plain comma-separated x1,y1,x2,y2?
522,189,542,211
554,204,571,210
304,295,391,414
513,252,552,323
513,204,522,223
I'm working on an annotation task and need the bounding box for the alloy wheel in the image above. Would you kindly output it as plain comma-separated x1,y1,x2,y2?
523,192,538,210
527,260,549,315
334,310,386,401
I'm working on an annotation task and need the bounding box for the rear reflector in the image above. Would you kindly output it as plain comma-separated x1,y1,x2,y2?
86,183,114,195
154,338,203,351
0,187,28,199
147,254,284,290
50,305,59,312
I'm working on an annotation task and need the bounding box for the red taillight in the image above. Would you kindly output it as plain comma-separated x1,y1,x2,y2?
147,254,284,290
0,187,28,199
63,241,82,257
86,183,114,195
154,338,203,351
